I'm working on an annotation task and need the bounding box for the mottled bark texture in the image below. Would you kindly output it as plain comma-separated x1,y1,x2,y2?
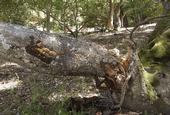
107,0,114,30
0,22,120,78
0,22,134,111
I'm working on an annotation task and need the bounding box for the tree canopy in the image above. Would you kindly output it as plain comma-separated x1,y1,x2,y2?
0,0,163,35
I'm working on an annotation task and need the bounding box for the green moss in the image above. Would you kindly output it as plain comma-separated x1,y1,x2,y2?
139,29,170,66
138,49,153,66
142,68,158,101
136,51,158,101
150,34,170,58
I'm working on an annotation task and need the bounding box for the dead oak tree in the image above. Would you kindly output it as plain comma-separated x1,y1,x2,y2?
0,22,133,108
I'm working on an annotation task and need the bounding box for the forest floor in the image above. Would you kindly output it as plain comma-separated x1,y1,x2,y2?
0,24,155,115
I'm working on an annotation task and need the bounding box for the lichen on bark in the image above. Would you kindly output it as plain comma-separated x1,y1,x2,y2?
136,51,158,101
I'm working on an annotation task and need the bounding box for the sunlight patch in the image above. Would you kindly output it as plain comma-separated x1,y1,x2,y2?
48,92,64,102
101,33,114,37
0,78,22,91
0,34,10,50
78,93,99,98
0,62,22,68
48,92,99,102
109,48,120,56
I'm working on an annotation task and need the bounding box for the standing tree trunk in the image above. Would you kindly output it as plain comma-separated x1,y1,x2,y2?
45,0,52,32
74,0,79,38
113,2,122,30
107,0,114,30
123,14,128,27
46,10,51,32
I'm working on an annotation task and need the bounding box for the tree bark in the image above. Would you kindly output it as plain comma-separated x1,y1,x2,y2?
113,2,122,30
45,0,52,32
1,22,170,114
45,9,51,32
0,22,119,78
123,15,128,27
107,0,114,30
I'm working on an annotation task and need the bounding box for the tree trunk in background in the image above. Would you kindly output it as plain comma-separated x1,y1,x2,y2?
113,2,122,30
120,7,126,27
107,0,114,30
45,0,52,32
46,10,51,32
123,15,128,27
73,0,79,38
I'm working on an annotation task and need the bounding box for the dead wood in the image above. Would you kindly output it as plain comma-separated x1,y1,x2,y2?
0,23,131,89
0,23,136,112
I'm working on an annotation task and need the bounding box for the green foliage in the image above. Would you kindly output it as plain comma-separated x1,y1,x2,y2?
81,0,108,28
137,51,158,101
142,68,158,101
123,0,162,25
0,0,30,25
0,0,163,33
17,80,69,115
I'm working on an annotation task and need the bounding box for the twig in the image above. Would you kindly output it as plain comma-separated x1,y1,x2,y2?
125,27,131,33
15,73,20,79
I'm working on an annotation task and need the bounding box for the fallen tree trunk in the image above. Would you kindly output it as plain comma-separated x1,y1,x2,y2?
0,22,119,77
1,22,170,114
0,22,132,95
0,22,135,110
